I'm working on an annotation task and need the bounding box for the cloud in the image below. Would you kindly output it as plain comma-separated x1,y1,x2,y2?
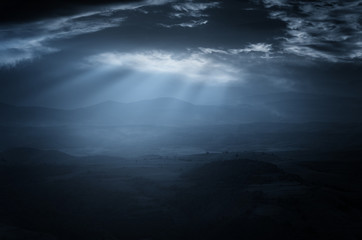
199,43,273,57
161,1,219,28
198,48,229,54
229,43,273,54
0,0,172,67
87,51,240,84
0,39,57,67
160,19,208,28
0,16,125,67
259,0,362,62
261,0,290,8
171,1,219,17
39,15,126,40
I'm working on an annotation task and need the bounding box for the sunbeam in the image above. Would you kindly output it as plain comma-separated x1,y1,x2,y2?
0,1,361,240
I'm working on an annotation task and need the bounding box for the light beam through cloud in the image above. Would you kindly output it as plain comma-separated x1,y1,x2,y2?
88,51,240,84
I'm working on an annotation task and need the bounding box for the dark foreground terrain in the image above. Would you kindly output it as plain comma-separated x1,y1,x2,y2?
1,148,362,240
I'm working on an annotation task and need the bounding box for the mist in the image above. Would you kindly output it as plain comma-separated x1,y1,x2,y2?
1,0,362,239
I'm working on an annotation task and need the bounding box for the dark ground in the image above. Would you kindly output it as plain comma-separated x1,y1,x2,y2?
1,148,362,240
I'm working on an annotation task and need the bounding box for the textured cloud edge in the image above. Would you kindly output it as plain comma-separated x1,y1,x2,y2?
87,51,240,84
0,16,126,67
199,43,273,58
255,0,362,62
0,0,172,67
159,19,208,28
170,1,219,18
161,1,219,28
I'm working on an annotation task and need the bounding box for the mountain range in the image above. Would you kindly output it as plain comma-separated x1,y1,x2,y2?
1,93,361,126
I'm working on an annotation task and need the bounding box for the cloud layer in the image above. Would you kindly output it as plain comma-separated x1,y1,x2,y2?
171,1,219,18
0,0,223,67
199,43,273,58
0,15,127,67
162,1,219,28
88,51,239,84
258,0,362,62
0,0,172,67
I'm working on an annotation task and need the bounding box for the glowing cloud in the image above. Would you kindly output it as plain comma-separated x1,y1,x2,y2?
88,51,240,84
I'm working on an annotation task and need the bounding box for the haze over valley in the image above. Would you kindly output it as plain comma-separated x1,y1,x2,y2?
1,0,362,239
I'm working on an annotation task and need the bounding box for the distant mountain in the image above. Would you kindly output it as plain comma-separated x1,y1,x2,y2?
0,103,67,126
0,98,277,126
1,94,361,127
239,92,362,122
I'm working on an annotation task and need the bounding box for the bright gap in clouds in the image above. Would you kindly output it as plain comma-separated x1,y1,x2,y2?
88,51,240,84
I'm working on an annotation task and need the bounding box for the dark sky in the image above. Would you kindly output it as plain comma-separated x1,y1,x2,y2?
0,0,361,108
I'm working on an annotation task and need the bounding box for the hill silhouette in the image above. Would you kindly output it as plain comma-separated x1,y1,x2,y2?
2,93,362,127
